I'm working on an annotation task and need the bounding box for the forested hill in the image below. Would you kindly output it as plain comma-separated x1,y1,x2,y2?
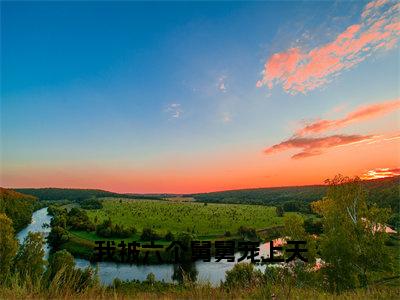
192,185,326,212
13,188,162,201
191,176,400,213
0,188,37,231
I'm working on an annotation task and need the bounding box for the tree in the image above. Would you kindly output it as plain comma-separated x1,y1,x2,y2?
141,228,160,241
237,226,257,240
282,214,305,240
172,262,198,284
0,188,37,231
145,272,156,285
14,232,46,282
276,206,284,217
312,175,392,291
47,249,75,280
50,214,67,229
0,213,18,282
282,214,316,264
304,217,323,234
224,263,265,290
165,231,174,241
47,226,69,250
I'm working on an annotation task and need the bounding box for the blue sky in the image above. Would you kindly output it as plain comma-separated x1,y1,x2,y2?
1,1,399,193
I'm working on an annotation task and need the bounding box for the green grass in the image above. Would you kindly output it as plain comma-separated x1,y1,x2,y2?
66,198,296,259
85,198,285,236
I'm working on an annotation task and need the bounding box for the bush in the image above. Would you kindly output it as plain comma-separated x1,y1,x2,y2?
304,218,323,234
47,249,75,280
224,263,265,290
96,219,135,238
67,208,95,232
141,228,160,241
238,226,257,239
47,250,97,293
80,198,103,210
165,231,174,241
276,206,284,217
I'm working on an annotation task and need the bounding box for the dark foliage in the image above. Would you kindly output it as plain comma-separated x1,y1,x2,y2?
276,206,284,217
47,226,70,250
237,226,258,239
304,217,323,234
165,231,174,241
0,188,37,231
67,208,95,231
80,198,103,210
14,188,163,201
141,228,161,241
96,218,136,238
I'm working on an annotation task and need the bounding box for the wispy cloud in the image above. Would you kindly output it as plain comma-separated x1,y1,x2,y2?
264,134,375,159
217,75,228,93
257,0,400,94
296,98,400,136
165,103,183,119
360,167,400,180
221,111,232,123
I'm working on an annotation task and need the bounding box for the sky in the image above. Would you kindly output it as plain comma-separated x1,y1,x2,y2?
1,0,399,193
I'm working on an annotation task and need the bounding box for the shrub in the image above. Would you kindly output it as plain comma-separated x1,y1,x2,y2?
237,226,257,239
141,228,160,241
165,231,174,241
224,263,265,290
96,219,135,238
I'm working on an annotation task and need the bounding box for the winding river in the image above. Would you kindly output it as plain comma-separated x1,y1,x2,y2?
18,207,279,285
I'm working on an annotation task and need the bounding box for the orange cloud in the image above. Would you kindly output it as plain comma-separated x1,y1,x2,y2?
360,167,400,180
264,134,375,159
297,98,400,136
257,0,400,94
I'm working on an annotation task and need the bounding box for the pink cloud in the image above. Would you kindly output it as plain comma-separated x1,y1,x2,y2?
297,98,400,136
264,134,374,159
257,0,400,94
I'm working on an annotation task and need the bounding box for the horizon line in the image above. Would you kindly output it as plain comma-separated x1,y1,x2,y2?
3,175,398,196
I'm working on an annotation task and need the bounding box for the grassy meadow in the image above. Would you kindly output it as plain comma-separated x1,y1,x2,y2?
84,198,285,236
57,197,293,260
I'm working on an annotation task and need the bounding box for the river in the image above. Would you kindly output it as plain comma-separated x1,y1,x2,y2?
18,207,281,285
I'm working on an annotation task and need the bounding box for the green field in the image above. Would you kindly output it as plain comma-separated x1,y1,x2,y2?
84,198,284,236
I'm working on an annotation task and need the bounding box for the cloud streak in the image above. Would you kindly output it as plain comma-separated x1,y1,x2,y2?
297,98,400,136
360,167,400,180
264,134,375,159
218,75,228,92
165,103,183,119
257,0,400,94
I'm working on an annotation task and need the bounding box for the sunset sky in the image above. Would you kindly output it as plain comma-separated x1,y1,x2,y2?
1,0,399,193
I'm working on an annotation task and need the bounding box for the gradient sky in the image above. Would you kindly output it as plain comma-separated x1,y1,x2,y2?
1,0,399,193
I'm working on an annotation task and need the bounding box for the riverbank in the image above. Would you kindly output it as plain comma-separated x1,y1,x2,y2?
18,207,283,285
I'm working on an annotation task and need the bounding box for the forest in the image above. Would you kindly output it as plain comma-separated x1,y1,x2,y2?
14,188,162,201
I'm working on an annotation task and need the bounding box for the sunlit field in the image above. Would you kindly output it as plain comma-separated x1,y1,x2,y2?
85,198,284,236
